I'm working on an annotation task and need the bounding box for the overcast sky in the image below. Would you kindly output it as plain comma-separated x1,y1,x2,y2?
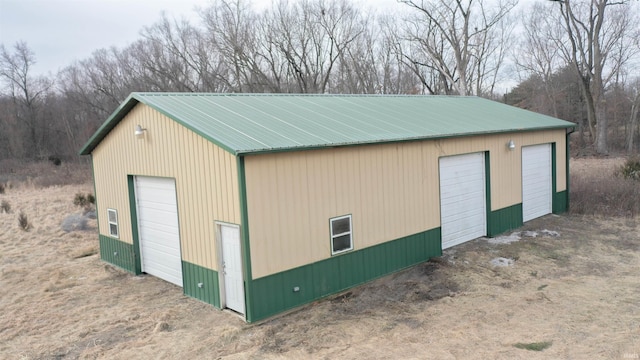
0,0,214,75
0,0,401,76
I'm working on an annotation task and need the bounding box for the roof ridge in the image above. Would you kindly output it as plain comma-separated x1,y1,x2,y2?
79,93,575,156
133,92,476,98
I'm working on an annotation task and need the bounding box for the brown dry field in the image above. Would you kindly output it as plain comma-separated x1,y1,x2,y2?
1,158,639,359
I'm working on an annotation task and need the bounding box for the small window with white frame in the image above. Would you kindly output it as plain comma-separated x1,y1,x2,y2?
330,214,353,255
107,208,119,238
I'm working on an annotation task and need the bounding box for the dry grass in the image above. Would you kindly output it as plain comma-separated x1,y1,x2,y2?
570,157,640,217
0,158,639,359
617,156,640,180
0,160,91,189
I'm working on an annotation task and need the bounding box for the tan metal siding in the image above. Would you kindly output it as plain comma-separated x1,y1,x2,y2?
245,142,441,278
92,104,240,270
245,129,567,278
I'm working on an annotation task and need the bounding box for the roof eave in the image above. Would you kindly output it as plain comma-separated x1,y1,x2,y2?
78,93,142,155
236,124,577,156
79,93,577,157
137,94,240,156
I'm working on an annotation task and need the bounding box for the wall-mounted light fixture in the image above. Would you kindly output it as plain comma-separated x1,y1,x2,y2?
134,124,147,138
507,139,515,150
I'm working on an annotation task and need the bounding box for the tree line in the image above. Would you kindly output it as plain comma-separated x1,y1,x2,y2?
1,0,639,161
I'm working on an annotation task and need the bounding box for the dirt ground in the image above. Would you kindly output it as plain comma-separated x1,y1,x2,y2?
1,158,639,359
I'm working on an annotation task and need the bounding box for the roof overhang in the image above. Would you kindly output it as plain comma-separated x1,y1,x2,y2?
79,93,577,157
79,94,141,155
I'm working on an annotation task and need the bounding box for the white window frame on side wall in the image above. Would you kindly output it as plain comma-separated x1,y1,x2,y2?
330,214,353,255
107,208,119,238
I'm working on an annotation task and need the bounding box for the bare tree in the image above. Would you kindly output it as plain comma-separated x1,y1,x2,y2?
57,46,143,150
201,0,266,92
0,96,19,159
330,8,381,93
59,48,130,116
0,42,53,158
399,0,517,96
627,78,640,153
138,18,198,92
514,3,569,119
549,0,636,154
261,0,365,93
140,14,228,92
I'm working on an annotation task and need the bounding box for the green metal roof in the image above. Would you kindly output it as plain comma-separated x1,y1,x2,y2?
79,93,575,156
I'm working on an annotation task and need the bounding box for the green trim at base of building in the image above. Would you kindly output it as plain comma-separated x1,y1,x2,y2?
246,227,442,322
551,142,569,214
99,235,138,273
553,190,568,214
182,261,221,308
566,132,571,212
488,204,524,237
486,194,567,238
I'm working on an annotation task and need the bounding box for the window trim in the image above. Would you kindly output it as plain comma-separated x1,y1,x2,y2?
330,214,353,255
107,208,119,239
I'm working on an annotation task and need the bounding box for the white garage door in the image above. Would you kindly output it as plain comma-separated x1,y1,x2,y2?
135,176,183,287
522,144,552,222
439,152,487,249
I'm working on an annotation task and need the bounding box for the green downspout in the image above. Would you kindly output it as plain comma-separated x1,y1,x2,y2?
236,156,254,322
566,128,574,211
552,143,557,207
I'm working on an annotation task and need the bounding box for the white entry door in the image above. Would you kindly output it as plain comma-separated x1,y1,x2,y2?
135,176,183,287
220,224,245,315
439,152,487,249
522,144,552,222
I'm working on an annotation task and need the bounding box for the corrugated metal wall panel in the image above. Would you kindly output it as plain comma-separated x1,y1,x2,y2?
245,129,567,279
99,234,136,273
248,227,442,322
182,261,220,308
92,104,240,271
